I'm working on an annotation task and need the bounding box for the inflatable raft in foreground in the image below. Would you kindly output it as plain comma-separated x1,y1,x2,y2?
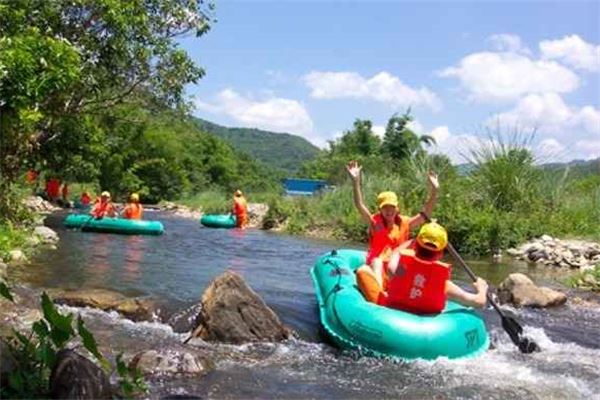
64,214,164,235
311,249,489,360
200,214,236,228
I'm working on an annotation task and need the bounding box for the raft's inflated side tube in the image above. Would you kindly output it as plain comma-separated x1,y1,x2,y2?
311,249,490,360
200,214,237,228
64,214,164,236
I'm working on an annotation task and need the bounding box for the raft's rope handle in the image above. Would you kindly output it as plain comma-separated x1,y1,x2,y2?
322,256,360,346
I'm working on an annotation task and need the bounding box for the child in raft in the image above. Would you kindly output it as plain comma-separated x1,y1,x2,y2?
356,221,489,312
346,160,439,288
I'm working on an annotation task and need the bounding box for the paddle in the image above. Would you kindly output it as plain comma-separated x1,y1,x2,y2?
421,213,540,354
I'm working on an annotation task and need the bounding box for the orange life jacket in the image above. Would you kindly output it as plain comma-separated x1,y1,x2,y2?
123,203,143,220
233,197,248,227
366,213,409,265
91,200,115,218
26,170,38,184
384,249,451,314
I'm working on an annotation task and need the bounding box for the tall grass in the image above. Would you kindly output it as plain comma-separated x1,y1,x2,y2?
461,129,541,213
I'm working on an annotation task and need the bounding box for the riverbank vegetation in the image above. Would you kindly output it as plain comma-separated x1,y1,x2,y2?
1,1,597,260
261,113,600,255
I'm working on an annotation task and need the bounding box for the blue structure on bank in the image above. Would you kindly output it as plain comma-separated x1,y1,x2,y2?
283,178,329,196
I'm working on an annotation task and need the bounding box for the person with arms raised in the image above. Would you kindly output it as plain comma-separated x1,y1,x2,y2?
346,160,439,289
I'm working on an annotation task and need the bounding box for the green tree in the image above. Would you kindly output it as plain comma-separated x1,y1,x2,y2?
382,111,435,162
0,0,214,221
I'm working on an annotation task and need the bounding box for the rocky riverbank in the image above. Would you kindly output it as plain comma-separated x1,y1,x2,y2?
507,235,600,271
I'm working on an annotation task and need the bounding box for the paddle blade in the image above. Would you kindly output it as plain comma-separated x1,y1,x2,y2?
501,315,540,354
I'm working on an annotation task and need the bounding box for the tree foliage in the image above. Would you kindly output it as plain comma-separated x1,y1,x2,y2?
0,0,215,219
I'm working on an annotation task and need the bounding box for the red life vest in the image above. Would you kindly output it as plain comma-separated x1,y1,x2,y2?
233,197,248,227
80,193,91,206
384,249,451,314
46,178,61,199
366,213,409,265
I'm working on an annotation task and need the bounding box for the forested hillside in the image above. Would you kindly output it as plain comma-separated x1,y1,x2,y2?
194,118,321,173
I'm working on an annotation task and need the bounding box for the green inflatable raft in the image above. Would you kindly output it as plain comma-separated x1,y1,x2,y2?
200,214,237,228
311,249,489,360
64,214,164,236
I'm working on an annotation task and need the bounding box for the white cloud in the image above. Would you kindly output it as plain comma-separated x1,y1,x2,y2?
574,139,600,159
195,88,315,139
371,120,425,139
489,92,600,139
488,34,531,55
429,126,451,143
407,120,425,135
372,125,386,138
303,71,442,111
427,127,482,164
439,52,579,102
540,35,600,72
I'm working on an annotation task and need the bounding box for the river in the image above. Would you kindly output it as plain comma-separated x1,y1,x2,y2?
11,211,600,399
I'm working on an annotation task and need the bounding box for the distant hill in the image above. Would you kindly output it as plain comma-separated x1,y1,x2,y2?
457,158,599,178
193,118,320,173
541,157,600,179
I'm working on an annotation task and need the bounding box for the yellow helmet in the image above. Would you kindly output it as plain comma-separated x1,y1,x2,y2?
130,193,139,202
376,191,398,209
417,221,448,251
101,191,111,198
234,189,243,197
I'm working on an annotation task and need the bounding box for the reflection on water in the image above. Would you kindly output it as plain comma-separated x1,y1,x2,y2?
12,211,600,399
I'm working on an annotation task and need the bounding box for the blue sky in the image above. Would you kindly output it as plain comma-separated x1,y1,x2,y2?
182,0,600,163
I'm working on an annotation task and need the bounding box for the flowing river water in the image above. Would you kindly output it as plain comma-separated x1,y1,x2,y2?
11,211,600,399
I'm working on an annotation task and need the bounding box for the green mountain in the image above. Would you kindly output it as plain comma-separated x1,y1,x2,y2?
541,157,600,180
193,118,321,173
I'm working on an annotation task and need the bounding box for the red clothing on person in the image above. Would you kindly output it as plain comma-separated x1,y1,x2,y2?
384,249,451,314
366,213,410,265
80,193,92,206
26,170,38,184
90,199,116,218
233,196,248,228
45,178,61,200
61,183,69,200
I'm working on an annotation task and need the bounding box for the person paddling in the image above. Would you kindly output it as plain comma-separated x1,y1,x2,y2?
357,221,489,312
232,189,249,229
122,193,143,220
346,160,439,288
90,191,117,219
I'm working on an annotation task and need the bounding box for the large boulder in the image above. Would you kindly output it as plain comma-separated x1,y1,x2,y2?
51,289,155,321
8,250,26,264
33,226,59,244
497,273,567,308
23,196,61,213
49,349,112,399
247,203,269,228
190,271,291,343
